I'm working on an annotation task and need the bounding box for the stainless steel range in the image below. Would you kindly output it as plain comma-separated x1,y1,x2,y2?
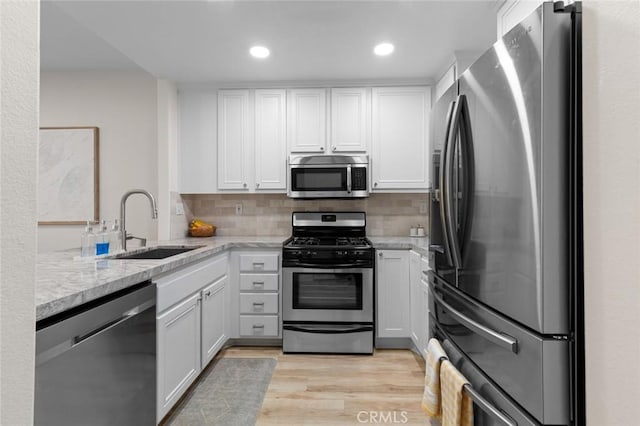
282,212,374,354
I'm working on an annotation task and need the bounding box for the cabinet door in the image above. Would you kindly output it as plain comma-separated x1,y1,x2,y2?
201,276,228,369
409,250,422,348
330,88,368,153
376,249,411,338
218,89,250,190
157,293,201,421
420,275,431,358
371,86,431,190
178,89,218,193
288,88,327,153
255,89,287,190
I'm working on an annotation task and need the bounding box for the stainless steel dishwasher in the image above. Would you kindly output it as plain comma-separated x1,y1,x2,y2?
35,282,156,426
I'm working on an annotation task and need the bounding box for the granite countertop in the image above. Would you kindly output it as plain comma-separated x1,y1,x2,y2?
36,235,430,322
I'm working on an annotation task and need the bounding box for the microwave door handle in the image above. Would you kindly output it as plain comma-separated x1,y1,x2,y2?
432,290,519,353
440,99,457,267
346,165,352,193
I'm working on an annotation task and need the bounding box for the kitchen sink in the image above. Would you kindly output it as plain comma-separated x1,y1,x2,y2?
112,245,203,260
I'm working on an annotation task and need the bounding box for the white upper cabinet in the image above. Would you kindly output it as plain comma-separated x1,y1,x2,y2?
255,89,287,190
497,0,543,38
330,88,369,153
218,89,251,190
287,88,327,153
371,86,431,190
178,89,217,193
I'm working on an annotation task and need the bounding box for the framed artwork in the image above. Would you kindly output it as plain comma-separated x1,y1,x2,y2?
38,127,99,225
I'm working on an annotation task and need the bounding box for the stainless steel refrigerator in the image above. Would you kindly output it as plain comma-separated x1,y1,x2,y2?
427,2,584,425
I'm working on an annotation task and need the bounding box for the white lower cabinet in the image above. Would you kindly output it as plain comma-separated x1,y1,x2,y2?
157,293,201,421
201,276,228,369
409,250,422,348
232,250,281,338
155,253,229,423
376,249,411,338
420,271,431,357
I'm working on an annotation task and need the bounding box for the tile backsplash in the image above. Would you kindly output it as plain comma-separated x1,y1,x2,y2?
174,193,429,237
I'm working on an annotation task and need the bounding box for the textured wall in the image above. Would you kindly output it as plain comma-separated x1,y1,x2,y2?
174,193,429,237
583,1,640,424
0,1,39,423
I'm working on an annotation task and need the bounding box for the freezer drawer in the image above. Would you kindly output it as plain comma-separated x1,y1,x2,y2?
432,321,541,426
428,271,570,425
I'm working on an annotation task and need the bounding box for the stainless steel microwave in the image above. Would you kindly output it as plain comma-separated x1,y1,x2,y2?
287,155,369,199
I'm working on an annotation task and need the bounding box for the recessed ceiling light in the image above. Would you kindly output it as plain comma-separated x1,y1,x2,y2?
249,46,270,59
374,43,394,56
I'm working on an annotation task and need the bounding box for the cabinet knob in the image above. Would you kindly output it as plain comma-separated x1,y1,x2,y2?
204,290,211,298
256,183,260,188
320,146,325,151
332,146,337,152
243,182,247,188
374,182,378,187
378,252,383,258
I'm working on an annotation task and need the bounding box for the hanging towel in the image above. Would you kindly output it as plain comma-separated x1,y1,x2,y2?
440,360,474,426
422,338,448,418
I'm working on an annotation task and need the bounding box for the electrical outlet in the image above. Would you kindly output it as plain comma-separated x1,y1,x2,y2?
419,201,428,214
235,203,243,215
175,203,185,215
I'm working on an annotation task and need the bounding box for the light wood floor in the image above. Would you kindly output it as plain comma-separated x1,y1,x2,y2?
220,347,430,426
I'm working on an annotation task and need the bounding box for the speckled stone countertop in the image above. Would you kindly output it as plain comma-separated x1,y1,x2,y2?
36,235,430,321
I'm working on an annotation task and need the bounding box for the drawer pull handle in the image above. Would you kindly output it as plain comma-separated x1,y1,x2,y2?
253,281,265,287
252,262,265,269
253,324,265,329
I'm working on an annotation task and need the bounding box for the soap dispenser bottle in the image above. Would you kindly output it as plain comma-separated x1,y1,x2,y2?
110,219,122,253
95,220,110,255
80,221,96,257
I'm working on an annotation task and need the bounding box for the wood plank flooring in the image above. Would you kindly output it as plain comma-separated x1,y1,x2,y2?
220,347,430,426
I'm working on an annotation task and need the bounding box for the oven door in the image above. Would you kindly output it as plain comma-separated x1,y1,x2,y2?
282,267,373,323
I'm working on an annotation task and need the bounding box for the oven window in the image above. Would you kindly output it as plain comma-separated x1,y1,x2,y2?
292,272,362,310
291,168,346,191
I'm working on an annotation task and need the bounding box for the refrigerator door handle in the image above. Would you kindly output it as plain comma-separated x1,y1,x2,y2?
463,384,518,426
444,96,464,268
457,95,475,264
432,289,519,353
439,99,457,267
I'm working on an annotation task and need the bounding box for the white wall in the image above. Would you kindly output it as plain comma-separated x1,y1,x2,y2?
157,80,179,240
0,1,39,424
39,71,159,252
583,1,640,424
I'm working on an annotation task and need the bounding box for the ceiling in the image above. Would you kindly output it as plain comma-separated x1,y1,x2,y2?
41,0,499,85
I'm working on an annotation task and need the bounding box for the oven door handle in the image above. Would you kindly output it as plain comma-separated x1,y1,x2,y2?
283,324,373,334
284,263,372,269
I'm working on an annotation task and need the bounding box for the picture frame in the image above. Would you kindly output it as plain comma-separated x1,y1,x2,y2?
37,127,99,225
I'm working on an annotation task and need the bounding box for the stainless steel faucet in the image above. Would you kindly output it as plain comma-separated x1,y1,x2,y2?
120,189,158,251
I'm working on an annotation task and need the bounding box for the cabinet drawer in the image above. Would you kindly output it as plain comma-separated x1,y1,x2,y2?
239,273,279,291
239,315,279,337
156,254,228,312
239,253,279,272
240,293,279,314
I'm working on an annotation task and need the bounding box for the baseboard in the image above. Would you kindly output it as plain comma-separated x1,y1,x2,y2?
375,337,413,348
225,338,283,347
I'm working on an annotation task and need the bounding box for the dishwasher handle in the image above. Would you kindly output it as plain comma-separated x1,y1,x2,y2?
73,300,154,345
